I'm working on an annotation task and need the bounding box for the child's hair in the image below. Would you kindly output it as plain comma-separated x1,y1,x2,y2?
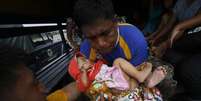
73,0,115,27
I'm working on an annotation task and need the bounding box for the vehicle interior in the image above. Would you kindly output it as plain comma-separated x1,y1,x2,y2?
0,0,76,93
1,0,201,101
0,0,133,93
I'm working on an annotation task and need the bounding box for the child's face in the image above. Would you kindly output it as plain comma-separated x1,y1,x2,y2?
77,57,93,70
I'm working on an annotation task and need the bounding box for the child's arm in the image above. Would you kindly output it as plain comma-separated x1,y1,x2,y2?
113,58,152,83
80,68,88,87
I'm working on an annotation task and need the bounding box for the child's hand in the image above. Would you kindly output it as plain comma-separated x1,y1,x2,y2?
137,62,150,70
81,62,93,70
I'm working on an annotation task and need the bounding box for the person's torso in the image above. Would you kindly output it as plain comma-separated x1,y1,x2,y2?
80,23,147,66
174,0,201,21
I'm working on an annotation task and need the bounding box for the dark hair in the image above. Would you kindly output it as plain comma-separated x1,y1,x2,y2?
0,44,32,100
73,0,115,27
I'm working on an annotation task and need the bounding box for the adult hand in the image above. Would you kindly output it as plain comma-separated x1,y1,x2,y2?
150,38,159,46
146,36,154,46
146,32,156,41
151,41,169,58
170,26,184,47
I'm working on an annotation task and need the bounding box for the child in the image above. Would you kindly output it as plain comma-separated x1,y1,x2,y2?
68,52,164,100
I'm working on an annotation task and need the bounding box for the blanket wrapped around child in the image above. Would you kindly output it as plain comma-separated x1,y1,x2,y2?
87,81,163,101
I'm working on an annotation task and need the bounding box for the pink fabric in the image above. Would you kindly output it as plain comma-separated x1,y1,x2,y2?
95,64,129,91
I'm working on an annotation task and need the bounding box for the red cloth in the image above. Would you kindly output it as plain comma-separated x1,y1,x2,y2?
68,52,103,92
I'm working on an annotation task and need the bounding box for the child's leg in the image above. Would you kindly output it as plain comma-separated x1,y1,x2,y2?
113,64,132,88
145,66,167,88
113,58,152,83
114,65,139,90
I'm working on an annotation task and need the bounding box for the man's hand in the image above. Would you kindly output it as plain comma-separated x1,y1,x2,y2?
146,32,156,41
151,41,169,58
170,26,184,47
149,37,160,47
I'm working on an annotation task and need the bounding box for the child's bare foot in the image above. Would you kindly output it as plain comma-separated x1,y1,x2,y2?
146,66,167,88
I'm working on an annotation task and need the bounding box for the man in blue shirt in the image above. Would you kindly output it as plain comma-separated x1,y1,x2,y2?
73,0,148,66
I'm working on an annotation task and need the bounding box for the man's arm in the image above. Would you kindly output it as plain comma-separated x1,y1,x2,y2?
152,14,177,45
47,82,80,101
174,14,201,31
61,82,81,101
170,13,201,45
148,12,173,41
147,15,166,40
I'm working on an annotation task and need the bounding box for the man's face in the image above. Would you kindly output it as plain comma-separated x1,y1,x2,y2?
81,19,118,54
14,65,47,101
